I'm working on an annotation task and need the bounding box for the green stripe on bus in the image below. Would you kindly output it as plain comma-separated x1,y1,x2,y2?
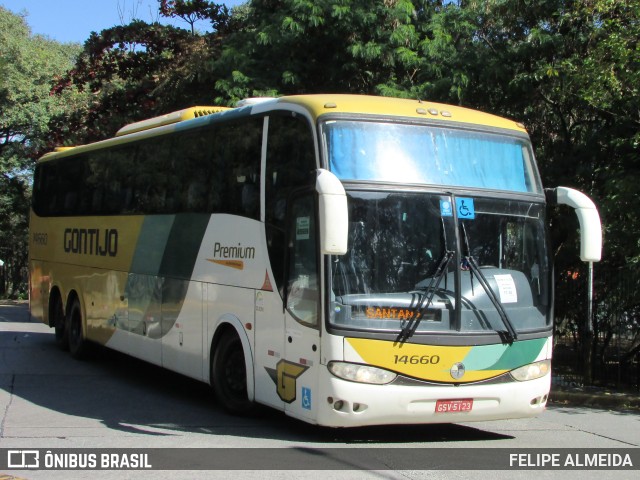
159,213,211,280
130,215,176,275
462,337,547,371
487,337,547,370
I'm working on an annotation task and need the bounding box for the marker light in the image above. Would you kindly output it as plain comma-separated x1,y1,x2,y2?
328,361,397,385
510,359,551,382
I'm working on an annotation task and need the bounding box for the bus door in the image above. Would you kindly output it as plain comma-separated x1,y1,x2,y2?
281,192,320,420
257,112,319,417
254,191,321,419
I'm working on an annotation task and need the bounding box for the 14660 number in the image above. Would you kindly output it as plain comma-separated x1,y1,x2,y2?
393,355,440,365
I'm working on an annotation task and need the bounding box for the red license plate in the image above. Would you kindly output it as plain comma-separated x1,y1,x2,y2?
435,399,473,413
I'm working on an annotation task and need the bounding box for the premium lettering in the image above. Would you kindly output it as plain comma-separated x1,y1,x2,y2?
63,228,118,257
213,242,255,260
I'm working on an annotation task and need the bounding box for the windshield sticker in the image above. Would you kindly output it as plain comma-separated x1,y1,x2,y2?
440,199,453,217
296,217,310,240
494,274,518,303
456,197,475,219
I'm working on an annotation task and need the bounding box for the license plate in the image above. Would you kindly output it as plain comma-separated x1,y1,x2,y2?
435,399,473,413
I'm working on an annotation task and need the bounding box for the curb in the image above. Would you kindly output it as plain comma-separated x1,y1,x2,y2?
550,388,640,411
0,300,28,306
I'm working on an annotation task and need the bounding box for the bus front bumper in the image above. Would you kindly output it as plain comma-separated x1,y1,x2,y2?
315,368,550,428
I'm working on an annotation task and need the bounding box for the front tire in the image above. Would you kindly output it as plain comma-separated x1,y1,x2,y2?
211,330,254,415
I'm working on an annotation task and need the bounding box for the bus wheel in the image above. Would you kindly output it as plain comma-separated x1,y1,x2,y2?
51,294,68,351
67,298,88,359
211,330,254,415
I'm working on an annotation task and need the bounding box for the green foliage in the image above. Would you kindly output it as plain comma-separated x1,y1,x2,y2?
51,21,215,143
0,172,29,298
0,7,82,298
208,0,434,99
0,7,83,169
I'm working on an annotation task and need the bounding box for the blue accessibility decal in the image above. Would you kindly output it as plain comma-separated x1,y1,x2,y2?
456,197,475,219
301,387,312,410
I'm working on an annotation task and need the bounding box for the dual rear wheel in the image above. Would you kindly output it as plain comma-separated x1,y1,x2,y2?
53,295,88,359
66,298,88,359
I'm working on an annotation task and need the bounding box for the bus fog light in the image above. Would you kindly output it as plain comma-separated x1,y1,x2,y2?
510,359,551,382
353,402,368,412
328,361,396,385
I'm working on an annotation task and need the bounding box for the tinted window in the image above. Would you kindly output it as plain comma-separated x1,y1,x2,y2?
32,116,264,218
325,120,541,193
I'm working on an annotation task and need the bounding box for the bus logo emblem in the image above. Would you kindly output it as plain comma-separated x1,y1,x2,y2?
450,362,466,380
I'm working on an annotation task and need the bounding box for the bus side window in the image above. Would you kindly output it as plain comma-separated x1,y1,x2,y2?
135,137,173,214
286,193,319,326
215,120,262,219
173,127,214,213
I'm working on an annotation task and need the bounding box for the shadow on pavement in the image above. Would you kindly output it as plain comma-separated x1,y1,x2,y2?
0,303,514,444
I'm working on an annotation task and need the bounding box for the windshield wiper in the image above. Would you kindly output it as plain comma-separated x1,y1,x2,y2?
460,223,517,342
398,218,454,344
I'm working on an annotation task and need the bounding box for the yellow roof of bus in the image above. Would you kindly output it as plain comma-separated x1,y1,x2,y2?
278,94,527,133
40,94,527,162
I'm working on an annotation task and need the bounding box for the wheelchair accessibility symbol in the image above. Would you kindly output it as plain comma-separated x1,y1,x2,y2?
456,197,475,219
301,387,312,410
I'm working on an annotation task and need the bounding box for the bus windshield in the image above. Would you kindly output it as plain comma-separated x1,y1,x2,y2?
324,120,542,193
329,192,551,336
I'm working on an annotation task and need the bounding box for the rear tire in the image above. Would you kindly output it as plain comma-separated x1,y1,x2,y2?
51,294,68,351
211,330,255,415
67,298,89,359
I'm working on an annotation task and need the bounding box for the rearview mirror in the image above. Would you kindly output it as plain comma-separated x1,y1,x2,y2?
546,187,602,262
315,169,348,255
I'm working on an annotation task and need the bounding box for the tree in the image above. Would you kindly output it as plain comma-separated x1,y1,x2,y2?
159,0,230,34
0,7,82,298
51,21,209,144
51,1,239,144
208,0,436,103
0,7,83,170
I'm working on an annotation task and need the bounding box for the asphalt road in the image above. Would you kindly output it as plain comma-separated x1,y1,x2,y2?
0,302,638,480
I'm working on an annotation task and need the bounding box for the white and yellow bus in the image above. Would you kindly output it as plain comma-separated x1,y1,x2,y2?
29,95,601,427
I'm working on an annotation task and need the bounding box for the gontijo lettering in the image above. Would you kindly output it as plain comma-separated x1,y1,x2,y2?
63,228,118,257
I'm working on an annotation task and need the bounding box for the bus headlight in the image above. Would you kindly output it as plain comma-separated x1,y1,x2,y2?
328,361,397,385
510,359,551,382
